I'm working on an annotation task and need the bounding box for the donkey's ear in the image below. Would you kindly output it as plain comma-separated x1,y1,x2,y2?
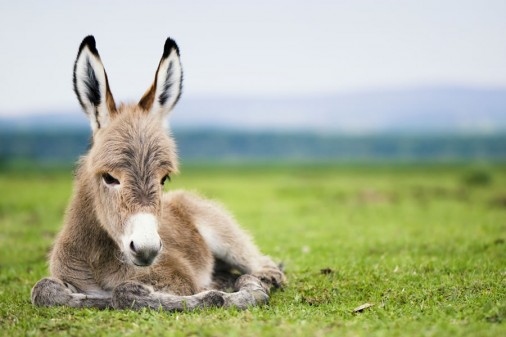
73,36,116,132
138,38,182,118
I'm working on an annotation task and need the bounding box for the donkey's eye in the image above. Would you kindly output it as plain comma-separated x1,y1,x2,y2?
161,174,171,186
102,173,120,186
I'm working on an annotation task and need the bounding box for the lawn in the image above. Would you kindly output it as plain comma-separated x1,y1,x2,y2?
0,163,504,336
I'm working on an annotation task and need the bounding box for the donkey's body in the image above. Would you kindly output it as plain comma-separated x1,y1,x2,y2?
32,37,285,310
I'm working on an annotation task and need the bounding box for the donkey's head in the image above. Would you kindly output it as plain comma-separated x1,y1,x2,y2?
74,36,182,267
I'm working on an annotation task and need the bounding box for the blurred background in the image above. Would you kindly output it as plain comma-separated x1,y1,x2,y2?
1,3,505,334
0,0,505,165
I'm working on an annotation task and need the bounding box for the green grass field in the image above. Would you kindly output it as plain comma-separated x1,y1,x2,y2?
0,164,504,337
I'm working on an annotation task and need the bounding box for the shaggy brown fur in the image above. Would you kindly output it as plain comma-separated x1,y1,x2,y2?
31,36,285,310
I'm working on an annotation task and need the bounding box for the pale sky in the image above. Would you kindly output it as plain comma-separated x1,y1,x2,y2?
0,0,505,115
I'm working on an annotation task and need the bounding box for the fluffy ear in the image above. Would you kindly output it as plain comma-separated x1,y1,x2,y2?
138,38,183,119
73,36,116,132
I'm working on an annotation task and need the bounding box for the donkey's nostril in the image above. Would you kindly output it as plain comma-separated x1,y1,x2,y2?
129,241,137,253
132,246,160,266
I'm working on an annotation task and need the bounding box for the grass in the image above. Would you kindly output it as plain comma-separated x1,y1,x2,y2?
0,163,505,336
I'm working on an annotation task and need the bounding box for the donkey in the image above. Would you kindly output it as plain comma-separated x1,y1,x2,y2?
31,36,285,311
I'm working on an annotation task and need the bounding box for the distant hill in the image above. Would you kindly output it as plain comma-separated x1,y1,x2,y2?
1,86,505,164
1,86,505,133
173,86,506,133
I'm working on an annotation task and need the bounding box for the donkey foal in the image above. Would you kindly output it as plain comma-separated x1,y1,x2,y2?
31,36,285,311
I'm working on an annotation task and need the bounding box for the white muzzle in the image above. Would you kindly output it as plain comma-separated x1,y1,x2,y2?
122,213,162,266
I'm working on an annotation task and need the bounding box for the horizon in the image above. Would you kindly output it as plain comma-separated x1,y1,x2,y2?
2,83,506,116
1,85,505,134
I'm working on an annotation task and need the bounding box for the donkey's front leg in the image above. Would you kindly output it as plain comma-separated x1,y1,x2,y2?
111,281,225,311
111,275,269,311
31,277,112,309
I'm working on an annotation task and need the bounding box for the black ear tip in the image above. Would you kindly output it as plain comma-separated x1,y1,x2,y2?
79,35,99,55
163,37,180,57
83,35,96,47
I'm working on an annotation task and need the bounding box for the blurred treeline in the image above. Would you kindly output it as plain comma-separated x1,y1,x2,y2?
1,129,505,167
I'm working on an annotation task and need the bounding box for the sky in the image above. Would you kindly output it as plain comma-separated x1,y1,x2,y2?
0,0,505,115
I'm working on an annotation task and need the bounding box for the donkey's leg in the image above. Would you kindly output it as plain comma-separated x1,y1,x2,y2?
31,277,112,309
111,275,268,311
112,281,224,311
193,204,286,290
167,191,285,291
222,274,270,309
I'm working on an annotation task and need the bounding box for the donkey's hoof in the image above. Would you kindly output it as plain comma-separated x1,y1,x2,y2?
201,290,225,308
112,281,152,309
31,277,72,307
234,274,272,294
252,267,286,290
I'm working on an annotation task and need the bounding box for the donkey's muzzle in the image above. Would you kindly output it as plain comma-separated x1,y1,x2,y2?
123,213,162,267
130,240,162,266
